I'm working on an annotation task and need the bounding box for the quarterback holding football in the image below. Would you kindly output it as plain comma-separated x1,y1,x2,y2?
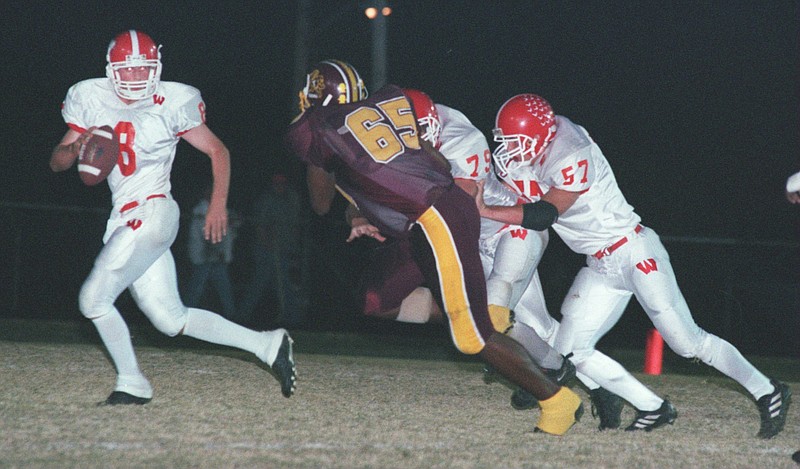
49,30,296,405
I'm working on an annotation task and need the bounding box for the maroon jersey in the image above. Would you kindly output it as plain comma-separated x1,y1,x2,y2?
287,85,453,237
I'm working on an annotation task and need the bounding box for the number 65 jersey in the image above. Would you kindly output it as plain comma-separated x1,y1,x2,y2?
287,84,453,238
497,115,641,255
61,78,205,210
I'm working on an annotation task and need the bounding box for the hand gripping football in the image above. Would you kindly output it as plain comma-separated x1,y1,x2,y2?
77,126,119,186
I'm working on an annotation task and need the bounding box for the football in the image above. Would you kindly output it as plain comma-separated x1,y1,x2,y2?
77,125,119,186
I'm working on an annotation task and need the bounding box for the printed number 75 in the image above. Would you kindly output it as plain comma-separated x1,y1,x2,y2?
561,159,588,185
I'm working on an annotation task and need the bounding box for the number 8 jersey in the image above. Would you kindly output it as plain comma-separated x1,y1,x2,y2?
61,78,205,210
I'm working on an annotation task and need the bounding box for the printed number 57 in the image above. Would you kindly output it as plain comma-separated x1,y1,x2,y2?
561,159,588,185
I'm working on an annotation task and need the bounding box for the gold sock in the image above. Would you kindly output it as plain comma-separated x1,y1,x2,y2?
536,387,582,435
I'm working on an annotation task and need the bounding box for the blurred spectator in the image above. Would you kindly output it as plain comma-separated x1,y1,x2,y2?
238,173,307,327
184,186,239,318
785,171,800,204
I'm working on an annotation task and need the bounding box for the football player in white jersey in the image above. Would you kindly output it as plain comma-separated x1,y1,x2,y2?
407,90,631,427
49,30,296,405
476,93,791,438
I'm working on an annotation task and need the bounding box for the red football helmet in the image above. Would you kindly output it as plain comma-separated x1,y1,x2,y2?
106,30,162,100
299,60,368,111
492,94,557,176
403,89,441,148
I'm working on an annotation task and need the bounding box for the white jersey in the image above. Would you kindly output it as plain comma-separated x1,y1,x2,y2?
787,171,800,192
436,104,519,240
61,78,205,211
497,115,641,255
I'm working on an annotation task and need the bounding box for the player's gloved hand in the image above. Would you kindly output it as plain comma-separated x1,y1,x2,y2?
347,217,386,243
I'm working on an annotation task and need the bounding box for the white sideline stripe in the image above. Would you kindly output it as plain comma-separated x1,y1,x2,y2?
77,164,101,175
91,128,113,140
210,441,451,450
48,441,452,451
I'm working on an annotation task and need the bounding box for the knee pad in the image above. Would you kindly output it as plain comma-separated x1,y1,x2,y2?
396,287,435,323
486,277,513,310
135,294,188,337
688,331,720,365
78,279,115,320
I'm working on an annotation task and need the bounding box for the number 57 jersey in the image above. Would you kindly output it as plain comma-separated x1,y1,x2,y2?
497,115,641,255
61,78,205,210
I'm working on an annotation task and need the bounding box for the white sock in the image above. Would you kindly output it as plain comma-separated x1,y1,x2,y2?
699,334,773,399
181,308,284,366
507,320,562,369
92,309,151,397
577,350,663,411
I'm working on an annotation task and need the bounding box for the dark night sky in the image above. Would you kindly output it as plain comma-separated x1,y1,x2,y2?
1,1,798,241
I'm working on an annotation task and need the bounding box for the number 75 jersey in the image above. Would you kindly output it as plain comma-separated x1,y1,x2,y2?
435,103,521,238
496,115,641,256
61,78,205,209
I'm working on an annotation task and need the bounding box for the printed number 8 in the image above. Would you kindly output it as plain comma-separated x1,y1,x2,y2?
115,121,136,176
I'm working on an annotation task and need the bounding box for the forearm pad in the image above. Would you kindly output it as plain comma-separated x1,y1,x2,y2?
521,201,558,231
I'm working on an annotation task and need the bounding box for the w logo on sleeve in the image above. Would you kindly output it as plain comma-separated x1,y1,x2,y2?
509,228,528,240
635,259,658,274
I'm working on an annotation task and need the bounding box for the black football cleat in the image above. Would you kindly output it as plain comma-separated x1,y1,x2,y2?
510,355,576,411
100,391,151,406
590,387,624,430
546,354,577,386
511,388,539,410
756,379,792,439
625,399,677,432
272,331,297,398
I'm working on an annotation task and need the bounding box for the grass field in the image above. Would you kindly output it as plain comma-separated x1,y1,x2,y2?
1,318,797,468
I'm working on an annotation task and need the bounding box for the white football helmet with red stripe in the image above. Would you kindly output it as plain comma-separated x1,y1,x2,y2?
492,94,557,176
106,30,162,100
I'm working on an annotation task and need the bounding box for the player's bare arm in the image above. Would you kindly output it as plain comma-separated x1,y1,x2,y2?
345,203,386,243
475,181,580,231
306,164,336,215
474,179,523,224
454,178,478,198
50,127,98,172
182,123,230,243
